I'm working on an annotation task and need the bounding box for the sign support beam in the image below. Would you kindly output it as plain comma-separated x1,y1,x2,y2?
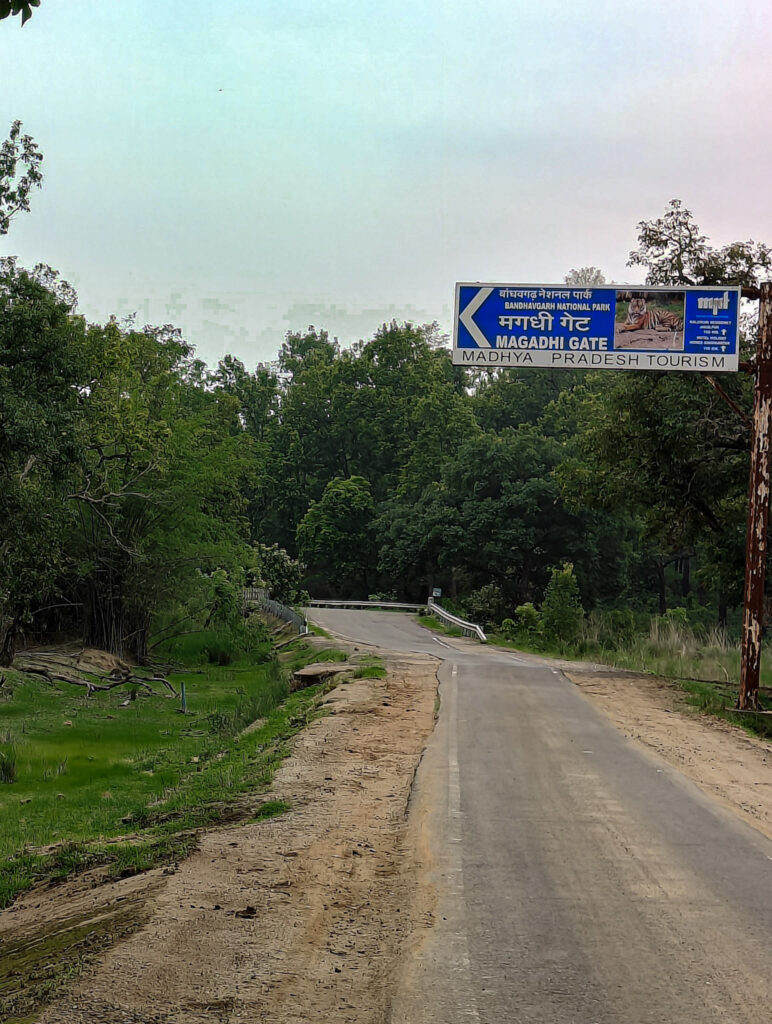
739,282,772,710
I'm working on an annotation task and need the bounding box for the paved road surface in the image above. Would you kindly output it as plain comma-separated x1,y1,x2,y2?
308,608,772,1024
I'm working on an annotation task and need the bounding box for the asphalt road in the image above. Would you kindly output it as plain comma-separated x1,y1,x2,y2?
308,608,772,1024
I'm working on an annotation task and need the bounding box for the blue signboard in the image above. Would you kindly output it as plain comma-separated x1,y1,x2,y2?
453,284,741,372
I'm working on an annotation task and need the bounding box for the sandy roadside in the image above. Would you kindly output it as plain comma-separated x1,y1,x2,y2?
550,658,772,843
2,652,438,1024
5,639,772,1023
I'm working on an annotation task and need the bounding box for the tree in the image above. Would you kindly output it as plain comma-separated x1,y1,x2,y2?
471,367,580,435
279,326,339,383
213,355,277,442
0,265,85,664
249,543,307,605
297,477,375,595
377,483,458,599
562,200,772,622
245,321,475,560
560,369,748,564
628,199,771,287
541,563,584,643
433,430,582,605
0,267,263,662
380,420,634,614
57,318,256,659
564,267,606,287
0,121,43,235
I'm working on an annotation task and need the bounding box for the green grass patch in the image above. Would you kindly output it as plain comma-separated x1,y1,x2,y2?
347,654,387,680
356,654,383,666
676,678,772,738
311,648,348,663
417,614,462,638
0,744,18,783
0,644,346,909
307,623,332,639
153,625,273,667
486,633,537,652
280,642,347,676
351,665,386,679
251,799,290,822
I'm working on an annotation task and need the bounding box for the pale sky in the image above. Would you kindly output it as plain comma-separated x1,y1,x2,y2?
1,0,770,367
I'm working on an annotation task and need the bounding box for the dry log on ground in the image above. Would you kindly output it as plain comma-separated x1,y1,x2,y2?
17,658,177,698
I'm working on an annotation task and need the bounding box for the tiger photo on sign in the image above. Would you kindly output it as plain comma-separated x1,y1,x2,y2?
614,290,685,351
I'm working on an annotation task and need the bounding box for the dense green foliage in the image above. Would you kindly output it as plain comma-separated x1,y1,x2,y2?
541,563,584,643
558,200,768,627
0,266,84,663
1,195,768,658
0,261,260,663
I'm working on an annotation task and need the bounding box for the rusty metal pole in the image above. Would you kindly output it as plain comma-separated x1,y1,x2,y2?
739,282,772,710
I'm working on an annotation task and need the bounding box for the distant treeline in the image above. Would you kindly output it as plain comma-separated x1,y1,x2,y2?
1,199,769,662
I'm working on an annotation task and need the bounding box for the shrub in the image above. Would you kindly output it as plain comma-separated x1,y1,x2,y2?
0,745,17,784
541,563,584,644
593,608,637,649
249,543,307,605
500,618,517,641
163,622,272,667
238,615,273,661
203,633,234,666
497,606,543,647
462,583,509,629
514,603,542,643
607,608,637,645
205,569,243,631
664,607,689,629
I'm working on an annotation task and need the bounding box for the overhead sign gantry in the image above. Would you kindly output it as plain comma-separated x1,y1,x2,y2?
453,278,772,715
453,283,741,372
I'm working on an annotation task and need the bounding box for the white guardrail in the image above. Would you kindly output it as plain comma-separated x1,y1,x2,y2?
248,590,487,644
307,599,425,612
427,597,487,643
244,588,309,635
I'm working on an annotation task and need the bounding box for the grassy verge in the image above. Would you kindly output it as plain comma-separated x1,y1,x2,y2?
349,654,387,680
307,622,333,639
416,614,462,638
0,637,344,910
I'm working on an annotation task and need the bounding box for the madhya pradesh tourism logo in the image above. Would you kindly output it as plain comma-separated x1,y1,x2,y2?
697,291,731,316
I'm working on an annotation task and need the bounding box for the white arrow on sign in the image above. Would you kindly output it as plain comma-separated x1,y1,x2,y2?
459,287,493,348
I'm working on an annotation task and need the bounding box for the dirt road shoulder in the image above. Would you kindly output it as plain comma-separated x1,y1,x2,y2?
2,652,438,1024
551,658,772,842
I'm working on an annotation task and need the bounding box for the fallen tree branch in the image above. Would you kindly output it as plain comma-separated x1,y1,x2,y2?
18,661,175,697
148,674,178,697
17,649,179,694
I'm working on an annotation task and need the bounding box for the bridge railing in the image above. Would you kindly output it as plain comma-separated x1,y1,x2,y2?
275,591,486,644
307,599,426,612
427,597,487,643
244,587,308,635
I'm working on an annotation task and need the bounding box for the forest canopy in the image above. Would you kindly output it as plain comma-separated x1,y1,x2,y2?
1,199,768,664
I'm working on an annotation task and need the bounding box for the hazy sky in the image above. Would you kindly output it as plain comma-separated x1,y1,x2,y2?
1,0,770,367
